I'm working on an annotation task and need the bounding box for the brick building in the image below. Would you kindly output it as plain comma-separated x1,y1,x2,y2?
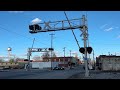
43,57,79,67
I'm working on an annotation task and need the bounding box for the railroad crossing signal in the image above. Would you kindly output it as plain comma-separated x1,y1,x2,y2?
79,47,93,54
28,13,92,77
28,48,54,52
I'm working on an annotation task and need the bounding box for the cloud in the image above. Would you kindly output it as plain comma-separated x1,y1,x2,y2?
104,27,114,32
100,24,108,29
31,18,42,24
8,11,24,13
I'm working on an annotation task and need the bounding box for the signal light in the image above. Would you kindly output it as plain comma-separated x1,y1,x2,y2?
24,59,28,61
29,25,34,30
87,47,92,54
79,47,93,54
29,24,42,33
79,47,85,54
34,24,42,30
49,48,54,51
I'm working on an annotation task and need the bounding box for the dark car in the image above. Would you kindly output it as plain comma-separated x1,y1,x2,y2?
53,67,59,70
59,67,65,70
53,67,65,70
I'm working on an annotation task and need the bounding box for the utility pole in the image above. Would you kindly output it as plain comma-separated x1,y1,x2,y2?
87,37,91,70
49,33,55,70
27,49,31,71
82,15,89,77
27,38,35,71
63,47,66,67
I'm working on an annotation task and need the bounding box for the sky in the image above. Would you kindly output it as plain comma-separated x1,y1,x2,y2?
0,11,120,60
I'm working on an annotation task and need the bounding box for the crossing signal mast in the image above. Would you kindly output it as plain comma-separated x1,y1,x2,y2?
28,12,93,77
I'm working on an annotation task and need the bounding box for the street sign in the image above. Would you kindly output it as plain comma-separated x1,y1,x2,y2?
84,57,88,60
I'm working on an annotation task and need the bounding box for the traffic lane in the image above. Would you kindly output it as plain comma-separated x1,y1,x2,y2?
23,65,85,79
11,67,83,79
0,65,84,79
0,69,50,79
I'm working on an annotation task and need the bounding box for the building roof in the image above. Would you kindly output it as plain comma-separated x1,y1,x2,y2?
43,56,74,59
99,55,120,58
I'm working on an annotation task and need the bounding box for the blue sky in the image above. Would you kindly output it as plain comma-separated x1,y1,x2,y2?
0,11,120,60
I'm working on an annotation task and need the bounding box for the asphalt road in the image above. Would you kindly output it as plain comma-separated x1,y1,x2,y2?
0,65,84,79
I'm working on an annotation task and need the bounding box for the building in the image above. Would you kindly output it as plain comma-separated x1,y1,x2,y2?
43,56,79,67
96,55,120,71
30,57,79,69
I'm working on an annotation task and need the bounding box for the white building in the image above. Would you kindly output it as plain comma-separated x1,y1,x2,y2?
96,55,120,71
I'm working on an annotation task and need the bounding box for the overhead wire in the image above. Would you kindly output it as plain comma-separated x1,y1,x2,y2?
0,25,49,47
0,13,46,46
63,11,81,49
63,11,86,59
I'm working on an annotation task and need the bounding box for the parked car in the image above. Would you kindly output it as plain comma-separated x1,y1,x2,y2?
0,66,11,70
0,66,4,70
53,67,65,70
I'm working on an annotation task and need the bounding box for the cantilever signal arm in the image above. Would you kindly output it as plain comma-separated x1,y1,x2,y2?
29,18,83,33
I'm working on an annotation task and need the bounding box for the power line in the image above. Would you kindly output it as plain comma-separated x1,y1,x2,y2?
64,11,81,49
0,26,49,46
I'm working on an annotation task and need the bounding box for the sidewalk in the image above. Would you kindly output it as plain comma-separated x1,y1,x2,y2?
68,70,120,79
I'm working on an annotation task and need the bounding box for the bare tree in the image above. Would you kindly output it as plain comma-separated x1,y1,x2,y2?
9,58,14,63
0,59,4,62
52,52,57,57
32,55,41,60
41,52,50,58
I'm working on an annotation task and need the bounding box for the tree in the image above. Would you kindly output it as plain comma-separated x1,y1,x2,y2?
32,55,41,60
52,52,57,57
9,59,14,63
41,52,50,58
0,59,4,62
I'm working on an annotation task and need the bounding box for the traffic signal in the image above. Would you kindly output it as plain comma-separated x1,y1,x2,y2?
87,47,93,54
79,47,93,54
38,48,42,51
79,47,85,54
24,59,28,61
49,48,54,51
29,25,34,30
29,24,42,33
34,24,42,30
